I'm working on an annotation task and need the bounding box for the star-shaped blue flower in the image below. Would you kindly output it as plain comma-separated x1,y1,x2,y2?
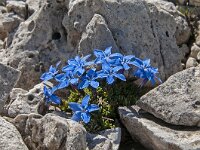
94,46,115,64
78,69,99,89
55,71,79,90
98,62,126,84
132,58,161,86
43,86,61,105
40,61,61,81
62,55,93,76
69,95,99,124
110,53,135,70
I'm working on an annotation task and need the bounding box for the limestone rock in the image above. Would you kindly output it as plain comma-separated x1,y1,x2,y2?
137,67,200,127
118,106,200,150
0,63,20,113
186,57,198,68
6,0,27,19
12,113,87,150
190,44,200,59
1,0,189,89
78,14,119,56
6,83,46,118
0,116,28,150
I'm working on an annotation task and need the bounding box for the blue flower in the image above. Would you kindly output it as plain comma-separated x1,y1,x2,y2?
78,69,99,89
62,55,93,76
94,46,115,64
110,53,135,70
132,58,161,86
69,95,99,124
98,62,126,84
55,71,79,90
40,61,61,81
43,86,61,105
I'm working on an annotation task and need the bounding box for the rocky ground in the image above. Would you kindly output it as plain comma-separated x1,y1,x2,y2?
0,0,200,149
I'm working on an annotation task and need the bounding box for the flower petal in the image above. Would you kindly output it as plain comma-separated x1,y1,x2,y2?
69,102,82,112
78,80,89,89
104,46,112,56
57,80,69,89
114,73,126,81
94,49,104,57
81,112,91,124
87,104,99,112
50,94,61,105
81,95,90,108
106,75,115,84
40,72,53,81
71,111,82,122
90,80,99,89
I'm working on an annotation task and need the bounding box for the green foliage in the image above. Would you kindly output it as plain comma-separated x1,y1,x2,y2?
58,79,151,133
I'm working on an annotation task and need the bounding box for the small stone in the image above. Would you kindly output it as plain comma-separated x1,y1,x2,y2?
190,44,200,59
0,116,28,150
0,6,6,13
186,57,198,68
0,63,21,114
118,106,200,150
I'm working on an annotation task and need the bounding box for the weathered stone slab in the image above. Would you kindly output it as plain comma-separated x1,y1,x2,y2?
137,66,200,127
0,63,20,113
119,106,200,150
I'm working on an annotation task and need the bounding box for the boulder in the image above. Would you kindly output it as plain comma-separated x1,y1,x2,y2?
190,43,200,59
118,106,200,150
6,83,46,118
0,63,20,114
137,66,200,127
0,116,28,150
1,0,189,89
12,113,87,150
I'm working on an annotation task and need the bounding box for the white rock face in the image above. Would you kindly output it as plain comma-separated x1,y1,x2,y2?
137,66,200,127
0,0,190,89
186,57,198,68
0,117,28,150
118,106,200,150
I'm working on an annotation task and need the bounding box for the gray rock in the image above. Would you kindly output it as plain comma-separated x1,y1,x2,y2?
0,116,28,150
78,14,119,56
190,44,200,59
0,63,20,114
1,0,189,89
118,106,200,150
13,113,87,150
186,57,198,68
179,44,189,61
6,83,46,117
0,6,6,13
137,66,200,127
6,0,27,19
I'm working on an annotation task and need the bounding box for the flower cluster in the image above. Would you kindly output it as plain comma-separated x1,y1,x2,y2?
41,46,161,123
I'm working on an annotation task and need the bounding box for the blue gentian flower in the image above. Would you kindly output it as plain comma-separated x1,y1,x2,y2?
132,58,161,86
98,62,126,84
94,46,114,64
78,69,99,89
69,95,99,124
43,86,61,105
62,55,93,76
55,71,79,89
110,53,135,70
40,61,61,81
